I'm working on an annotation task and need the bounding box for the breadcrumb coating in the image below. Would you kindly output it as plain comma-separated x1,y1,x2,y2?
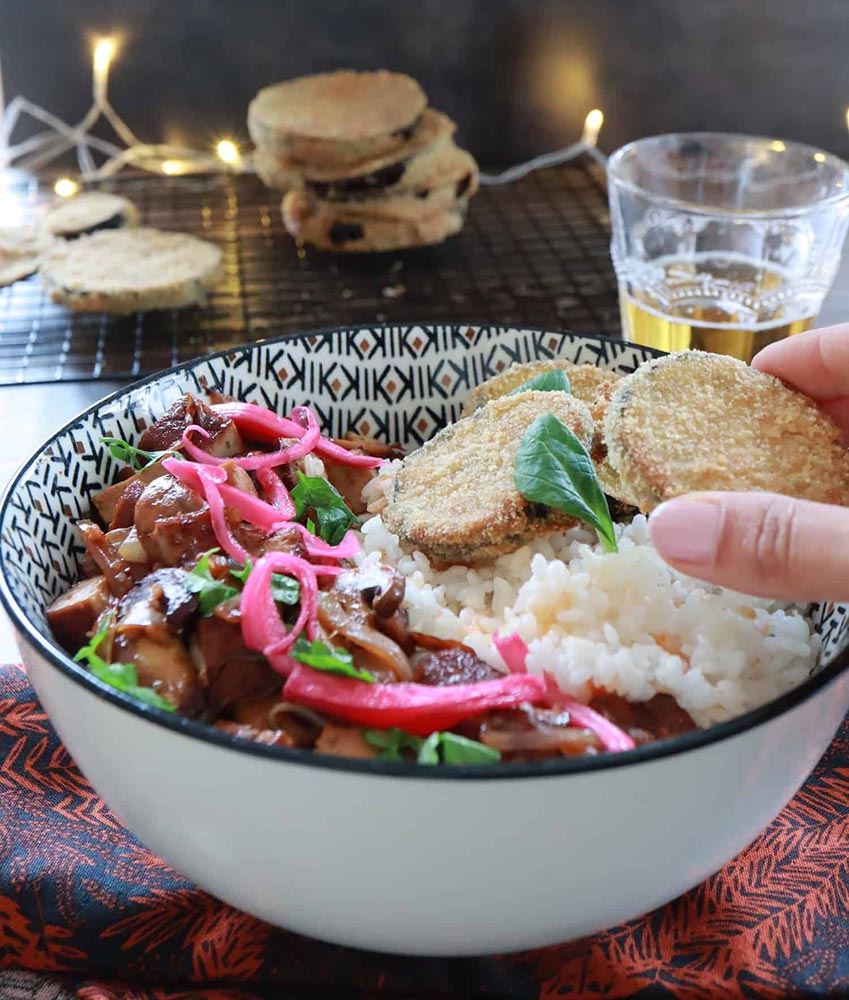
384,390,595,562
604,351,849,512
462,360,637,507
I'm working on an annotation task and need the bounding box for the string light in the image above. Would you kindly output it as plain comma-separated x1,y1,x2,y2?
0,36,248,181
216,139,240,164
582,109,604,146
54,177,79,197
479,107,607,186
814,152,827,163
92,37,117,97
770,140,786,152
0,35,606,188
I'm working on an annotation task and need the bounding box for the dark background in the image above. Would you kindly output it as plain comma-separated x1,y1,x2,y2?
2,0,849,169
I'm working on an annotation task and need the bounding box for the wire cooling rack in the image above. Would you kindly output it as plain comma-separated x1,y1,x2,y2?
0,162,620,384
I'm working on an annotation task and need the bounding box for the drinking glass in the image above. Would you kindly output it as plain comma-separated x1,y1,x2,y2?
607,133,849,361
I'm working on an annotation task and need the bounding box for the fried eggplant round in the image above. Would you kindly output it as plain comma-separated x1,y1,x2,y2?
604,351,849,512
384,390,595,563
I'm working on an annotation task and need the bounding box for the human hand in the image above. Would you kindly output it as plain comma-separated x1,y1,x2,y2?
648,325,849,601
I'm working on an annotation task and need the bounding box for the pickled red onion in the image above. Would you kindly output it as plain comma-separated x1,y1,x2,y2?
210,401,381,468
313,437,383,468
544,675,636,753
289,523,361,559
163,457,360,561
180,425,222,465
210,402,307,442
256,468,296,519
195,466,248,564
162,456,211,493
283,666,547,737
493,632,530,674
240,552,322,671
217,484,290,532
492,632,635,753
181,408,320,472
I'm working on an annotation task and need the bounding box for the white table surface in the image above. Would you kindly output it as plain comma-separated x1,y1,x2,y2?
3,252,849,664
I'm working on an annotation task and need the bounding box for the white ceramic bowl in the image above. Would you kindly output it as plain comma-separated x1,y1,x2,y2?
2,325,848,957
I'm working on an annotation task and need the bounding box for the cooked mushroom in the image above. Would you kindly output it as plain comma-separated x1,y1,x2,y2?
46,576,111,653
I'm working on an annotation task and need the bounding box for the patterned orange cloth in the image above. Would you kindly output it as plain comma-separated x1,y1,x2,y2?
1,662,848,1000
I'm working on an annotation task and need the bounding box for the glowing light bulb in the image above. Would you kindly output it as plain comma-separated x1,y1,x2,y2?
814,152,827,163
770,140,786,152
93,37,117,76
54,177,79,198
583,109,604,146
216,139,239,164
161,159,185,175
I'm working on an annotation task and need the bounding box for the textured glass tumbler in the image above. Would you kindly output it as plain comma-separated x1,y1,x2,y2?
607,133,849,362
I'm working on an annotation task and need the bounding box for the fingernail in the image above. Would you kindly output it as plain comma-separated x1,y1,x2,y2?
649,498,723,564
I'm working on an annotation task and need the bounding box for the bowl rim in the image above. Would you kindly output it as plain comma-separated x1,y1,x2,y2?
2,322,848,781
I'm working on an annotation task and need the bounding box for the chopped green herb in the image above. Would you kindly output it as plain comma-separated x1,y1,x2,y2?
291,637,375,682
508,369,571,395
362,727,501,765
514,413,617,553
74,615,174,712
437,731,502,765
184,549,238,614
229,557,300,605
228,558,252,585
270,573,300,605
291,472,359,546
362,727,424,761
100,436,175,471
417,731,441,764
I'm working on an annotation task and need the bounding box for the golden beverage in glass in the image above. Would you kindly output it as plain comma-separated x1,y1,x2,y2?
608,134,849,363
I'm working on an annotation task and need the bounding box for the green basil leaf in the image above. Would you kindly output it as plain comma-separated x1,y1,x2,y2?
362,727,424,760
184,548,238,614
514,413,617,553
362,728,401,750
229,557,252,584
363,728,501,765
74,614,175,712
314,505,351,547
73,613,112,666
100,436,175,470
417,732,442,765
291,472,359,544
89,659,175,712
438,732,502,765
508,369,571,396
270,574,300,604
291,638,375,683
226,557,300,606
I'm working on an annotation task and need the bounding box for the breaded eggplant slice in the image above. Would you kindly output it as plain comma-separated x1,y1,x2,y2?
462,360,620,418
463,359,637,508
589,378,639,509
384,390,595,563
604,351,849,512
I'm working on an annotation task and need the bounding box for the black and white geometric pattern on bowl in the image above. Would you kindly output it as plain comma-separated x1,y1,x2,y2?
1,324,846,675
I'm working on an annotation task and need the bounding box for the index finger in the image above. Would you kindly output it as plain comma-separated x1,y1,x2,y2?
752,324,849,400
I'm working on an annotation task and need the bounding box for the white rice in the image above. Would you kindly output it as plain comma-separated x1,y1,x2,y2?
358,466,818,727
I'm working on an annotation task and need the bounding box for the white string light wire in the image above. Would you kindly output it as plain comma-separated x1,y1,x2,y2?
0,36,606,199
479,109,607,185
0,38,246,196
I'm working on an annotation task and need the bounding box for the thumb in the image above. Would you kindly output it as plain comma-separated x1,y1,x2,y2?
648,492,849,602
